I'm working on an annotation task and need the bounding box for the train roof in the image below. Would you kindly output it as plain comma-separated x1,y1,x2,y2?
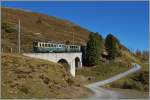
34,40,86,46
34,41,65,44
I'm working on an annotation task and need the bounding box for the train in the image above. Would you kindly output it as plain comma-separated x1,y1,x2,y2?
33,41,81,53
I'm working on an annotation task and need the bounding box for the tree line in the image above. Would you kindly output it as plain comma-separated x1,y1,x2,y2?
84,32,149,66
84,32,123,66
135,49,149,61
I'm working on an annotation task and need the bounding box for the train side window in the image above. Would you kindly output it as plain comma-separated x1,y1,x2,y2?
42,44,44,47
48,44,50,47
45,44,47,47
51,44,53,47
39,43,41,47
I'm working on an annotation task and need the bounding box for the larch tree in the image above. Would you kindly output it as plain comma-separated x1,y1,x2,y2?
105,33,121,60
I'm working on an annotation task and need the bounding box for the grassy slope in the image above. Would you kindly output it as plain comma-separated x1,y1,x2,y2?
77,49,149,92
76,61,130,84
76,50,136,84
2,7,90,52
103,51,149,92
1,53,93,99
105,62,149,92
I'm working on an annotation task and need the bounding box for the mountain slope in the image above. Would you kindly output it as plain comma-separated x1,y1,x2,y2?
2,7,91,52
2,53,92,99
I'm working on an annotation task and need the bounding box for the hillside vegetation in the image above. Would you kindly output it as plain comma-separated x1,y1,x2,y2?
2,7,149,98
76,61,130,83
104,62,149,92
2,7,90,52
1,53,92,99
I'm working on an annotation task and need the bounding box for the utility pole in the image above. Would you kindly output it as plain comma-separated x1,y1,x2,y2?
18,19,21,53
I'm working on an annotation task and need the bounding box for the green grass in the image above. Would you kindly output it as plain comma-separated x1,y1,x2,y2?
76,61,130,83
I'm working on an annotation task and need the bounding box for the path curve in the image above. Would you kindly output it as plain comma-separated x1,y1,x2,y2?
85,63,141,99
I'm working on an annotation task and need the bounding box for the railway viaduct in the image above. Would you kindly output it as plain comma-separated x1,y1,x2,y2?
23,53,82,77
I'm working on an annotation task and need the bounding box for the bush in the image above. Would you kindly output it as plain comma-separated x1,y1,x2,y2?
66,78,74,86
122,81,133,89
36,18,42,24
19,85,29,94
2,22,17,33
134,82,144,91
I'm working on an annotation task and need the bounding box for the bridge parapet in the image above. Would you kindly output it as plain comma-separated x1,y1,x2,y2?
23,53,82,77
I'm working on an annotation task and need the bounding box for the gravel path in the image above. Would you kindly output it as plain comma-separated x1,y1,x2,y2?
84,63,141,99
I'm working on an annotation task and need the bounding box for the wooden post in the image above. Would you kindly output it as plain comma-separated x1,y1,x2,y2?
1,48,3,53
10,48,12,53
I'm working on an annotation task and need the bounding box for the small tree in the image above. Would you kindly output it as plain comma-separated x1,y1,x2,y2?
36,18,42,24
142,50,149,61
136,49,142,58
105,33,121,60
2,22,17,33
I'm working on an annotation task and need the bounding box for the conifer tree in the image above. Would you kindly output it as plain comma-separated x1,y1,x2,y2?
85,32,103,66
105,33,120,60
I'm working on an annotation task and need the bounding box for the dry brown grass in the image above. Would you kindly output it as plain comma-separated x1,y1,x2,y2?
2,7,90,53
1,53,93,99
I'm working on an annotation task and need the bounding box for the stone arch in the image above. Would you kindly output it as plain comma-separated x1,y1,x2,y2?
57,59,70,72
75,57,81,69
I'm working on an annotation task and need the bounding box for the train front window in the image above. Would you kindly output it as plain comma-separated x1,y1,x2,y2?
34,42,38,46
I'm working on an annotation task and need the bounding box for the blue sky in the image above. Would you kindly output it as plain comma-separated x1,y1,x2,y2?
1,1,149,51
